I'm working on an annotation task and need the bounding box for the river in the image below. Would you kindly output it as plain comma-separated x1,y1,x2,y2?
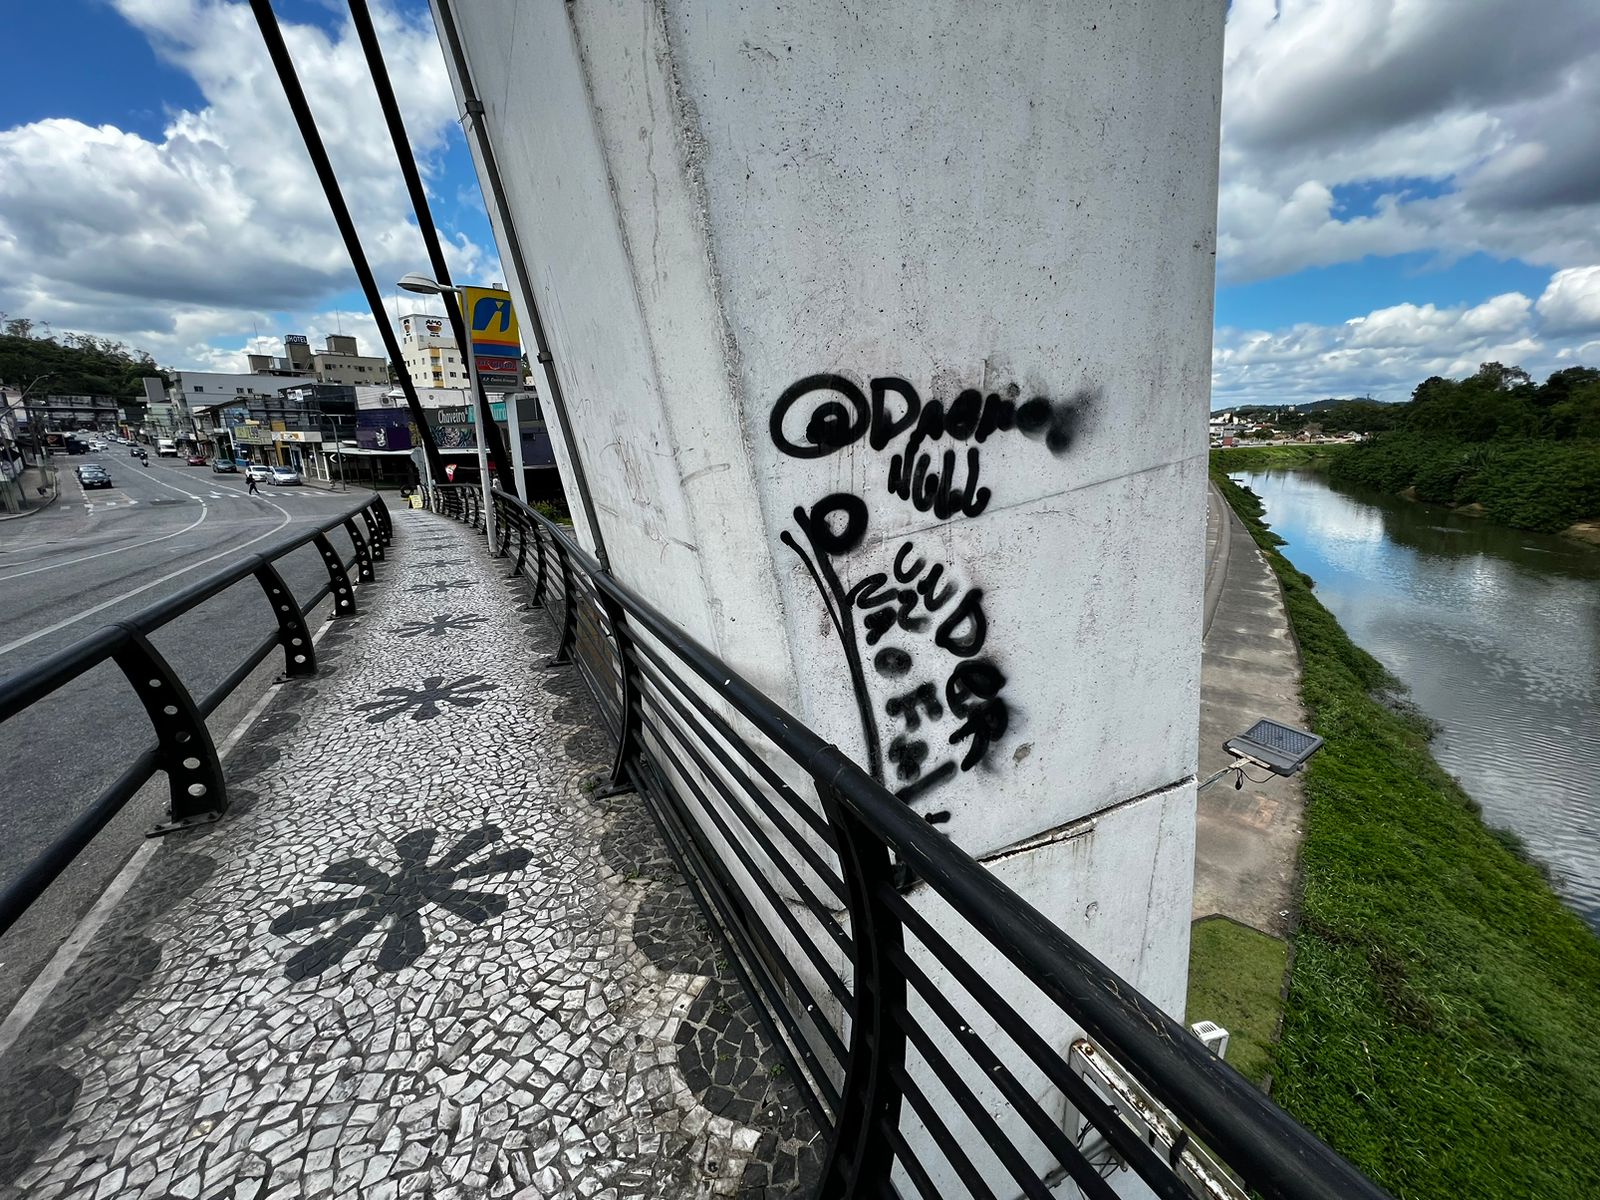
1231,467,1600,933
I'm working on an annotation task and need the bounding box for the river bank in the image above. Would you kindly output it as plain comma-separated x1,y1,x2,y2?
1325,431,1600,539
1210,461,1600,1200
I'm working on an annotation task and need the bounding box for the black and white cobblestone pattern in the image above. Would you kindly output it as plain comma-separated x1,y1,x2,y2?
0,507,822,1199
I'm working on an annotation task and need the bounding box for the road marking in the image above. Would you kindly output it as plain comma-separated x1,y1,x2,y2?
0,493,295,656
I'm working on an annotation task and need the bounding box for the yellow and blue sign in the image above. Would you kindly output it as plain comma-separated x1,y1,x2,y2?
462,285,522,391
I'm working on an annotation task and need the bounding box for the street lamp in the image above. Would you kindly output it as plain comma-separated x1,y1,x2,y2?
398,272,500,550
19,373,54,465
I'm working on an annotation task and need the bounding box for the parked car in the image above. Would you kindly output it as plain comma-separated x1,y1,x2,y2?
244,464,274,483
78,466,113,490
211,459,238,473
268,465,301,486
186,453,208,466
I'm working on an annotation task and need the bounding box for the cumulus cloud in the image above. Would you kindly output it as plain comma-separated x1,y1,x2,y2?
1213,271,1600,407
0,0,489,371
1220,0,1600,283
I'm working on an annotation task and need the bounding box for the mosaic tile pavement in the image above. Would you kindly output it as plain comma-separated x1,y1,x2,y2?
0,506,822,1199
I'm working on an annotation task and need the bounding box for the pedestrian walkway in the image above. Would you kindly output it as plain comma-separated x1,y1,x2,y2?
1193,484,1310,935
0,505,820,1199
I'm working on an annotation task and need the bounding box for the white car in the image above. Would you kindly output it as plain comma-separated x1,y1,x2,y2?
244,464,274,483
268,465,301,486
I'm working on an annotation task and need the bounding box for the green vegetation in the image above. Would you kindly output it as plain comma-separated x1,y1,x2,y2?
1213,443,1353,472
1185,917,1289,1087
1325,363,1600,533
0,316,166,396
1212,463,1600,1200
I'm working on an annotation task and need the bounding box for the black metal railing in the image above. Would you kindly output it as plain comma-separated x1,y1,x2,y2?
426,482,1391,1200
0,495,393,937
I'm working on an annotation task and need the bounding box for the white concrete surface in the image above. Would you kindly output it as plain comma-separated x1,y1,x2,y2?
437,0,1223,1188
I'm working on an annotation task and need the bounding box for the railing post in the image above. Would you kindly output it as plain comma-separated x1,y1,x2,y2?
359,506,385,561
508,509,529,579
343,517,376,583
595,589,640,797
547,538,576,667
112,627,228,833
255,560,316,677
494,496,513,557
816,780,907,1197
371,495,393,544
313,531,358,617
528,521,548,609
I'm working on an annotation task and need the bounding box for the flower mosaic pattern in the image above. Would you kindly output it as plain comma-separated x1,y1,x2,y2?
393,613,489,639
270,825,533,981
353,674,498,723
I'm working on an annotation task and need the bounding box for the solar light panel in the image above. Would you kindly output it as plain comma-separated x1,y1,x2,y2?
1224,718,1323,776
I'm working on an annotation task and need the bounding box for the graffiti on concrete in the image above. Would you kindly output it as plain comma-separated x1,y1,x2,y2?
774,374,1089,823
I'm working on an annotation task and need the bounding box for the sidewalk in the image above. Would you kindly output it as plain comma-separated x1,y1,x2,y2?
0,507,819,1199
0,462,59,521
1193,485,1309,935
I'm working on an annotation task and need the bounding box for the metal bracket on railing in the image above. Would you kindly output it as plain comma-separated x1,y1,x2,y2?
594,590,638,797
255,561,316,678
371,496,393,544
313,531,358,617
112,628,228,834
816,781,907,1195
343,517,376,583
1068,1041,1248,1200
360,506,385,561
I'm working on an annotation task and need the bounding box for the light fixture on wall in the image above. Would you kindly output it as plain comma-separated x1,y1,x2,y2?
1198,718,1324,792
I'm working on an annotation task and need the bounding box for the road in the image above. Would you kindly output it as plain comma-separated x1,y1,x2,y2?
0,450,376,1016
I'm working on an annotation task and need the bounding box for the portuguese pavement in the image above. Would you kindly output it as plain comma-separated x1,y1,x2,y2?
0,504,821,1199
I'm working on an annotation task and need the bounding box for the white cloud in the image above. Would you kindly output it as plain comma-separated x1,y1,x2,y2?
1535,267,1600,335
0,0,493,371
1213,271,1597,407
1219,0,1600,283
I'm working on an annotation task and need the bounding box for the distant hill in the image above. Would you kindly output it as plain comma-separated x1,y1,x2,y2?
0,318,167,397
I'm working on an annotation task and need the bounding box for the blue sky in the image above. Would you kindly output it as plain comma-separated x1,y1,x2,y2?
2,1,1599,409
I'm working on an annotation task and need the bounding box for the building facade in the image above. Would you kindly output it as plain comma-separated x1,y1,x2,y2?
399,313,468,389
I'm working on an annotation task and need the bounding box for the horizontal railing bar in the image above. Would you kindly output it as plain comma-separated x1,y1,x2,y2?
0,498,377,721
628,635,836,846
197,627,282,719
632,675,853,954
639,712,854,1020
887,940,1157,1200
878,882,1199,1195
889,953,1100,1200
0,745,162,936
627,759,843,1121
631,650,849,906
890,1061,1001,1200
880,1120,940,1200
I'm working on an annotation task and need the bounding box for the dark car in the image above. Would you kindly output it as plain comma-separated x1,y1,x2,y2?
129,445,143,456
211,459,238,473
186,454,208,466
79,466,113,490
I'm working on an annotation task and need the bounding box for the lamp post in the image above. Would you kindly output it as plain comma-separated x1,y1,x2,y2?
19,373,53,465
398,273,498,551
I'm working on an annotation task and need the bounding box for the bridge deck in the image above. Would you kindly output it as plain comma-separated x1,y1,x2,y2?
0,507,819,1199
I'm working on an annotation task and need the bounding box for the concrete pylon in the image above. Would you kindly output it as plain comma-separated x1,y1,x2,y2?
437,0,1222,1180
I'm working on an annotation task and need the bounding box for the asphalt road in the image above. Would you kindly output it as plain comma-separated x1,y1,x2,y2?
0,450,377,1016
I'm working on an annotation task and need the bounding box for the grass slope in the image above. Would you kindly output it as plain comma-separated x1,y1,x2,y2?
1186,917,1289,1087
1211,462,1600,1200
1213,443,1353,472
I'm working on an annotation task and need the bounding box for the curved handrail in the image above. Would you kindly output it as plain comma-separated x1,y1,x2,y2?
426,482,1391,1200
0,493,392,936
